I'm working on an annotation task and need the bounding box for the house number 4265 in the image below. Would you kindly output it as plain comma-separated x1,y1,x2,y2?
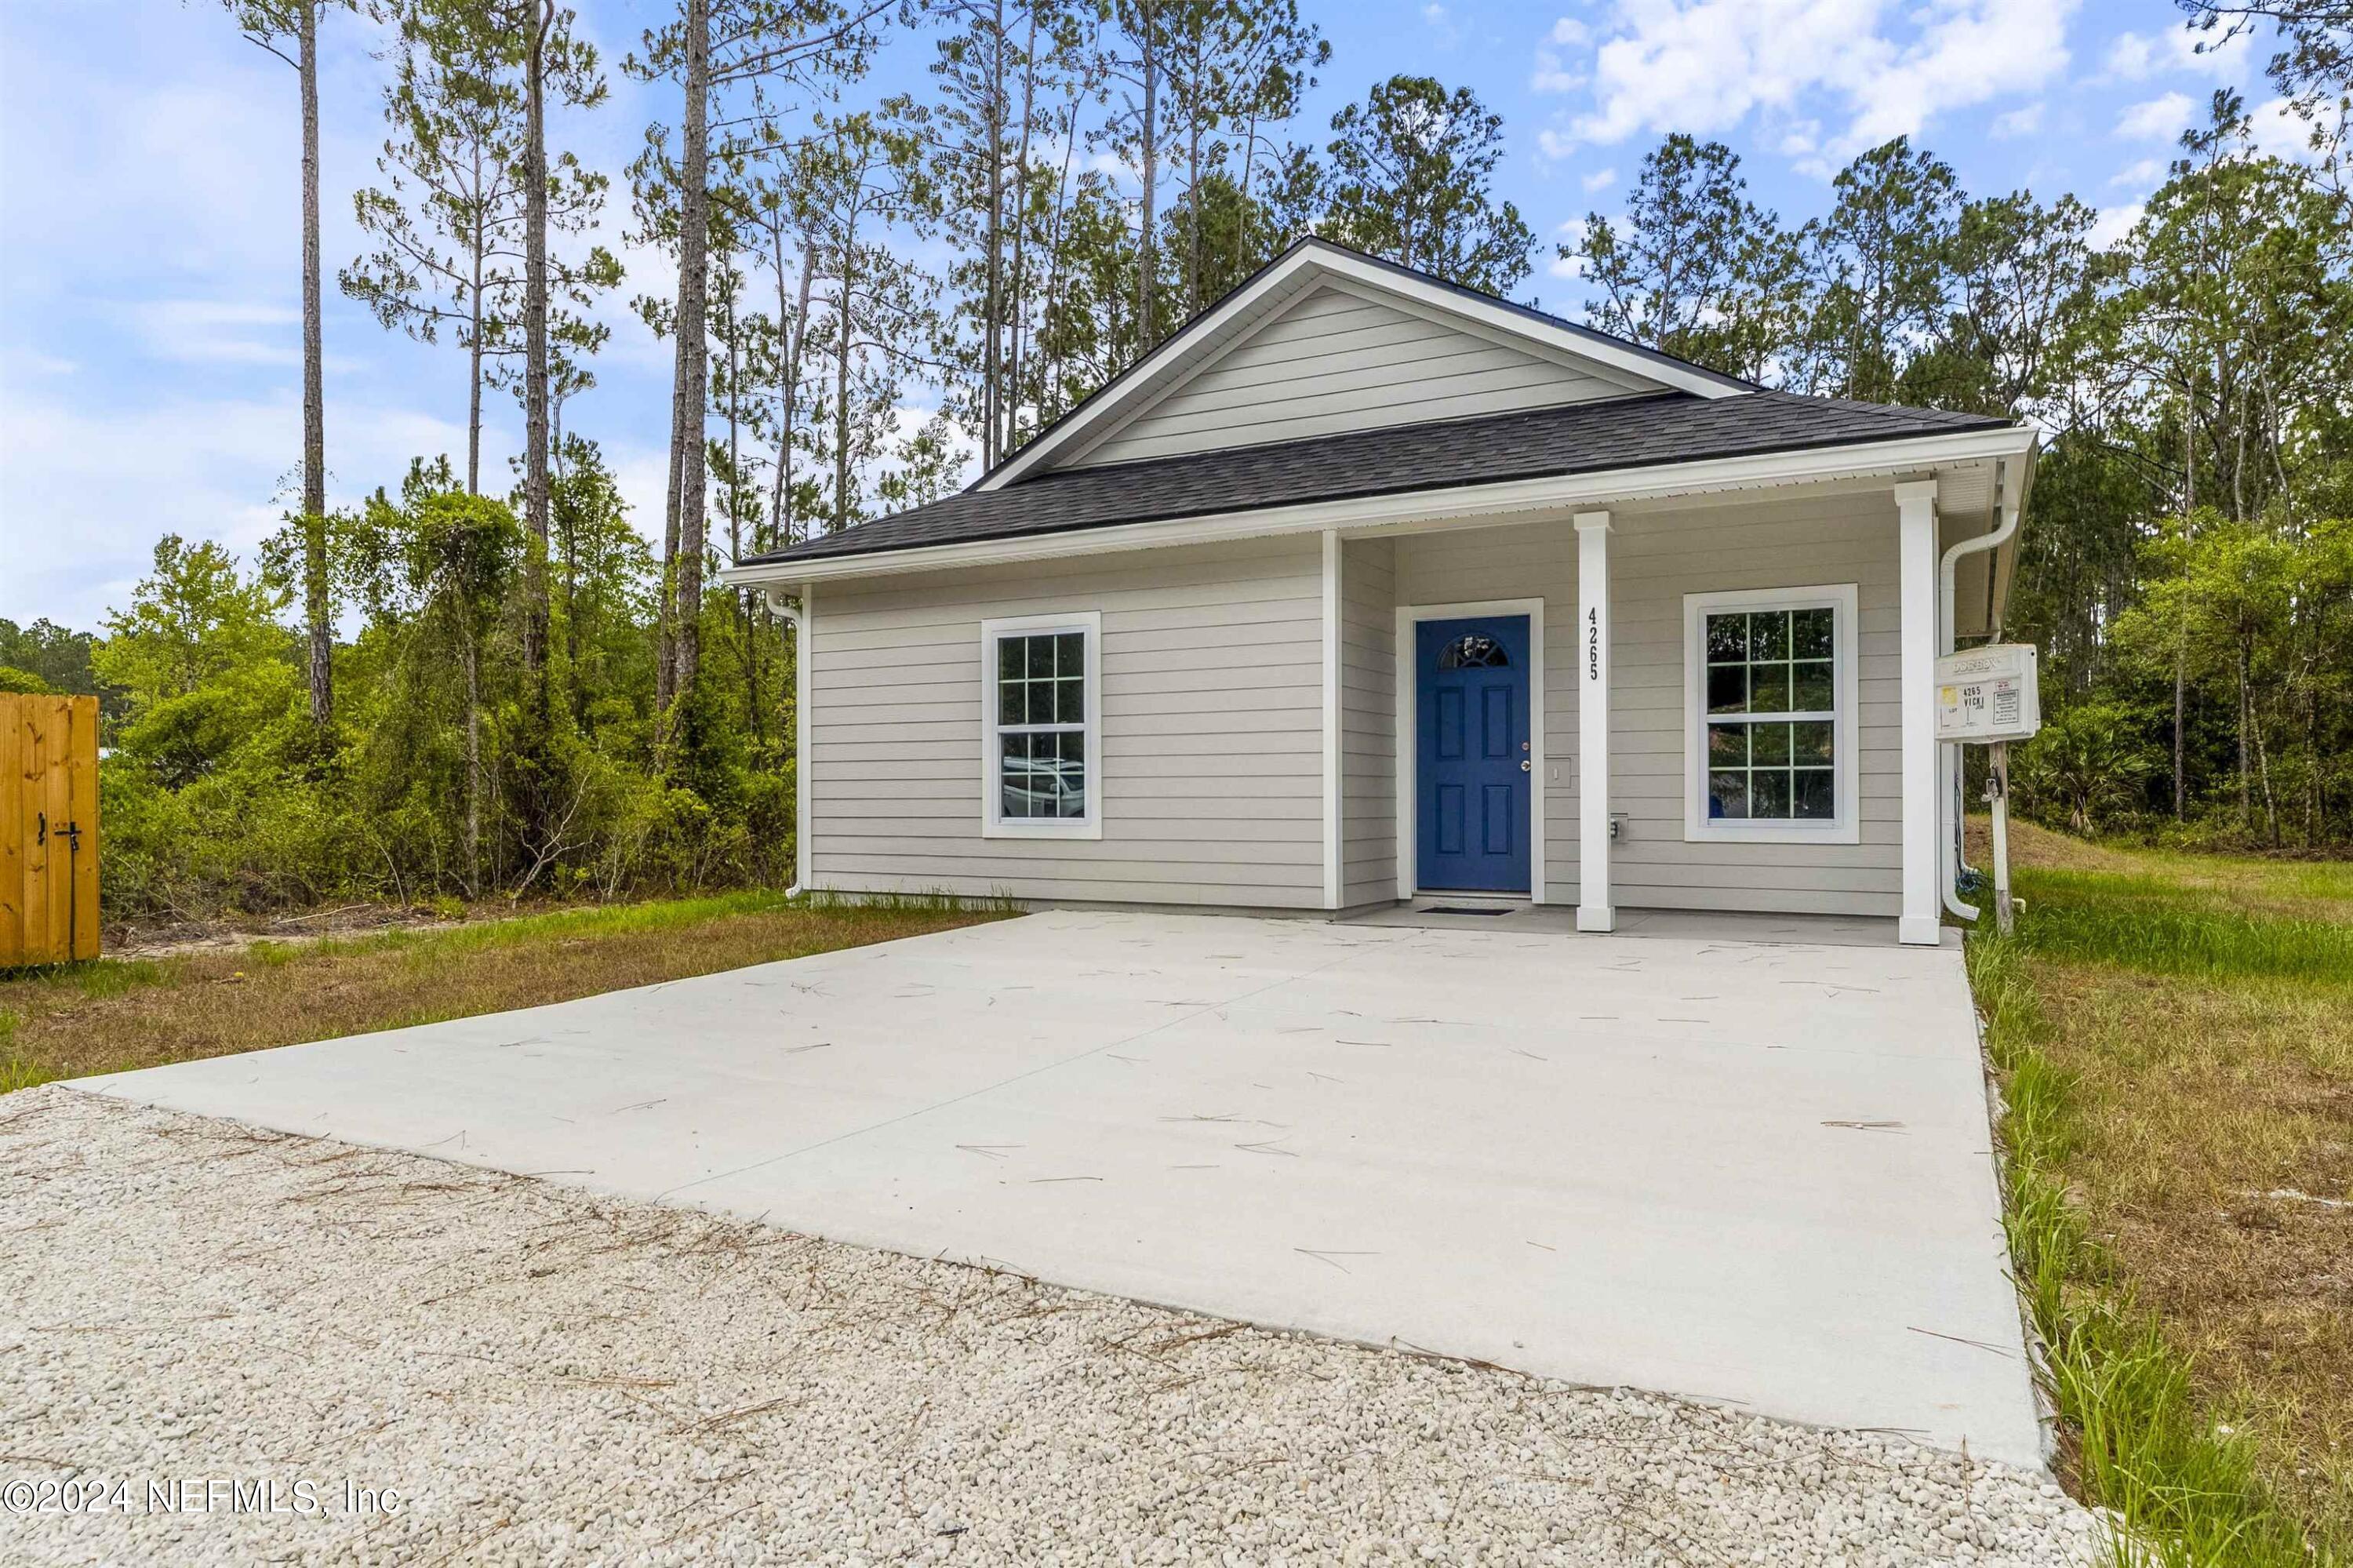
1585,608,1600,682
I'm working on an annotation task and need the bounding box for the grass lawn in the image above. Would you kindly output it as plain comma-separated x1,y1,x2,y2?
0,892,1002,1094
1973,820,2351,1564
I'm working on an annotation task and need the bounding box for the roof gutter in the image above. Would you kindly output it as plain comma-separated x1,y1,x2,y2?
720,423,2039,590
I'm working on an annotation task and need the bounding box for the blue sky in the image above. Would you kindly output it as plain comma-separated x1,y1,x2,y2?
0,0,2295,631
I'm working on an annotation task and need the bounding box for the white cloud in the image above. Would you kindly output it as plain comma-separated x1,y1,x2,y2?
1541,0,2075,162
1991,104,2042,140
606,442,674,552
125,300,304,367
2104,24,2244,82
1422,2,1461,48
2087,202,2144,250
1580,166,1618,194
2249,94,2323,163
2117,92,2194,141
1,391,474,629
1531,53,1585,93
2108,158,2165,191
1548,17,1591,47
2103,32,2157,80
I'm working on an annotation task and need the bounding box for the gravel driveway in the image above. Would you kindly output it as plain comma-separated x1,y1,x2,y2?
2,1086,2097,1566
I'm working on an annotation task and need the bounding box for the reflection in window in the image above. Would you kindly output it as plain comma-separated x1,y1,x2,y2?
1438,634,1511,670
994,630,1088,820
1703,606,1836,822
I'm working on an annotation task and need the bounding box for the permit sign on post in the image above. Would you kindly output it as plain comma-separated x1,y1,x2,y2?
1936,643,2041,744
1935,642,2040,934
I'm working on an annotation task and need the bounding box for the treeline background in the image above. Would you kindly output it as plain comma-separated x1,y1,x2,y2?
8,0,2353,923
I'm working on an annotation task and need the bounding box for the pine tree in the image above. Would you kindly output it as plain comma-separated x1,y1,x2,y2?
1322,75,1533,295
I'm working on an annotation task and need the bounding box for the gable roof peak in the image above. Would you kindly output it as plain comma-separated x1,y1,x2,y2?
976,237,1757,493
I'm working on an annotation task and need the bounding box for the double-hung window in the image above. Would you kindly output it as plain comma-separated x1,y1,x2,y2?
1682,584,1860,845
980,612,1103,839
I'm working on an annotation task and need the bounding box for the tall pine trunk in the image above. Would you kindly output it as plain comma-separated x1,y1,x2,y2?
769,227,792,548
670,0,711,719
521,0,552,677
981,0,1006,468
463,624,482,895
656,297,687,715
1136,16,1158,347
467,145,486,494
2175,374,2192,820
1041,100,1079,418
2236,636,2251,828
726,286,754,741
1003,5,1038,460
770,233,814,549
299,0,332,727
467,238,485,491
834,239,853,533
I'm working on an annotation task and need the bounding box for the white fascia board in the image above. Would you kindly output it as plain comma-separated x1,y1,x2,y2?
719,424,2039,592
976,243,1748,493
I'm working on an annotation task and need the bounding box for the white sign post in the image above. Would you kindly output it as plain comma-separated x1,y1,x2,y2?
1935,644,2042,933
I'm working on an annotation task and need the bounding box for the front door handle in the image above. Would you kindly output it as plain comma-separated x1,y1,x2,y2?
1520,760,1532,772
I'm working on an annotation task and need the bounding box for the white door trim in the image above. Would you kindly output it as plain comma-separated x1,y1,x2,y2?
1392,597,1547,904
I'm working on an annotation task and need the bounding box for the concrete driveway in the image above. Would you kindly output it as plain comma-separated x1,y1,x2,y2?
78,911,2044,1467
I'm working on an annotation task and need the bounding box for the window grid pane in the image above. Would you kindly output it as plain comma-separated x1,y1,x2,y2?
1701,602,1838,823
995,631,1090,824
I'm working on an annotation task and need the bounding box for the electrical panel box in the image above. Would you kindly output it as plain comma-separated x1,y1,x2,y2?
1935,643,2041,744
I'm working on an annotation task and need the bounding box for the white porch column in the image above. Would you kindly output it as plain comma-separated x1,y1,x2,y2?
1895,481,1941,946
1321,529,1342,910
1573,511,1614,933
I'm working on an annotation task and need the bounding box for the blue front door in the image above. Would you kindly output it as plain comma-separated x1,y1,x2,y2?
1417,615,1532,893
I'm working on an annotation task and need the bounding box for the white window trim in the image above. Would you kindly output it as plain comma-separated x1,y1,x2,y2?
1682,584,1860,846
980,610,1105,840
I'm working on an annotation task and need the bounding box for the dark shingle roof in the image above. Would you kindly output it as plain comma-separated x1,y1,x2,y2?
740,390,2012,568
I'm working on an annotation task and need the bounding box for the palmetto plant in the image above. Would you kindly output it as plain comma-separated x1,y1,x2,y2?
2014,703,2157,834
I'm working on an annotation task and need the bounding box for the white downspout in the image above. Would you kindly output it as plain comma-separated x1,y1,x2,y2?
1937,462,2020,922
765,587,808,900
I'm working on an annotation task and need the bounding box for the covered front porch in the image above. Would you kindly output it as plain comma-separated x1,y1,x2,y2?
1321,469,2015,946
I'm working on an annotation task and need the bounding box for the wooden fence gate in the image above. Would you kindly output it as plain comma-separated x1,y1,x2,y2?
2,694,100,966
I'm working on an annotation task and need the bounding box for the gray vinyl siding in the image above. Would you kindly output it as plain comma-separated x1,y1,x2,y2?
1339,538,1396,907
1390,522,1584,905
806,536,1326,908
1608,490,1902,917
810,486,1908,919
1373,489,1904,918
1072,287,1641,468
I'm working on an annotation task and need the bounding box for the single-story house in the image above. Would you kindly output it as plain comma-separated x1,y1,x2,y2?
720,238,2037,945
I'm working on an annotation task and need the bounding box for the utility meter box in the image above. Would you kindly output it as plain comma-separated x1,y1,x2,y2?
1935,643,2041,744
